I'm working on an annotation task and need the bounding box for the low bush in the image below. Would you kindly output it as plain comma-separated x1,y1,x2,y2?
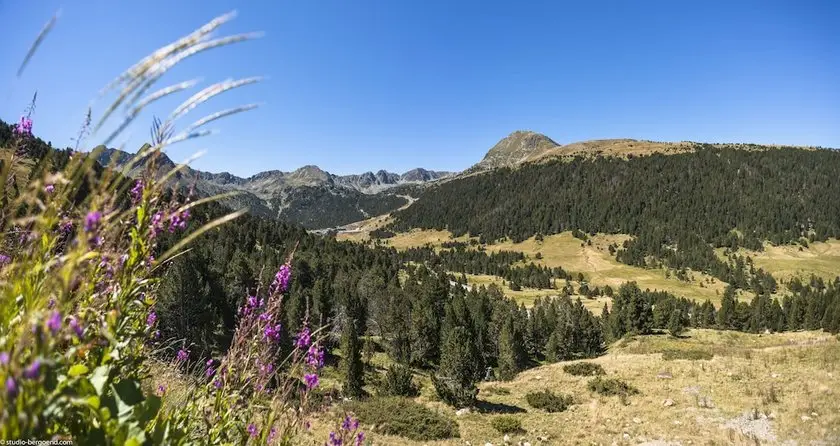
588,377,639,397
490,415,524,434
662,349,714,361
525,390,574,412
432,374,477,408
345,397,460,441
563,362,605,376
378,364,419,397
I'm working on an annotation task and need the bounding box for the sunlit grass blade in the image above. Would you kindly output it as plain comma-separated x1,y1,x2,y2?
175,190,246,214
132,79,201,115
180,103,261,135
101,11,237,94
17,11,59,77
157,150,208,185
156,208,248,266
168,77,263,123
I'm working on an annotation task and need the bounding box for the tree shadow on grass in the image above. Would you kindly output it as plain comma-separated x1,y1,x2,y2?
474,399,527,414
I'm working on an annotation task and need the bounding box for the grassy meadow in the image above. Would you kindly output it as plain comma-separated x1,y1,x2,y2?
348,228,729,308
293,330,840,445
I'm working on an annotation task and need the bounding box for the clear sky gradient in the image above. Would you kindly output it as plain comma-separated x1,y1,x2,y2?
1,0,838,176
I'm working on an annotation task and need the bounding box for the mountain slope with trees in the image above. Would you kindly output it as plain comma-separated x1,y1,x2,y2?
393,145,840,286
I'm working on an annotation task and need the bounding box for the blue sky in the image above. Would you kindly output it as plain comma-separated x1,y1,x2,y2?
1,0,838,176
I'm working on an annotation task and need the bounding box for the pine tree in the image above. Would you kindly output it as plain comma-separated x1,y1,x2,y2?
433,326,479,407
668,309,686,337
497,316,525,380
341,291,365,398
717,285,737,329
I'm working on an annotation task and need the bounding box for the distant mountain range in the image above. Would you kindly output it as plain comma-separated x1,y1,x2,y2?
96,145,452,229
97,130,818,230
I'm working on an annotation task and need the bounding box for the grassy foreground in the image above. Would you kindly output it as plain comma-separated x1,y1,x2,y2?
296,330,840,445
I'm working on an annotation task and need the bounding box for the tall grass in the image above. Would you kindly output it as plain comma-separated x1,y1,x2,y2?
0,10,362,445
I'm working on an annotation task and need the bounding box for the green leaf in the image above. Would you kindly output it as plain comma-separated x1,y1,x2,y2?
86,396,100,409
90,365,111,395
113,379,144,409
68,364,90,377
134,394,161,425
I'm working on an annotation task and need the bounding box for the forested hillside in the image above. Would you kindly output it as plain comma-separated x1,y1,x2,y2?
392,145,840,284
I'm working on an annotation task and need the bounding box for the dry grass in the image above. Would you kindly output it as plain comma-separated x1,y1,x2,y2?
529,139,696,162
379,229,726,307
723,239,840,285
460,273,609,312
299,330,840,445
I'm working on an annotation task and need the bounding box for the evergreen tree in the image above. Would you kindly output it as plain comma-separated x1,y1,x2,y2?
497,316,525,380
668,309,686,337
341,290,365,398
718,285,737,329
433,326,479,407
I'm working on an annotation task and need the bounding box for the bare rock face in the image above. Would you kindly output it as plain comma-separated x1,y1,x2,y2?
467,130,559,173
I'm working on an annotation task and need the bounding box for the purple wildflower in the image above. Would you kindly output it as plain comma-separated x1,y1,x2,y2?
263,323,282,342
268,427,278,442
342,416,352,431
306,343,324,369
14,116,32,136
176,348,189,362
247,423,258,438
59,220,73,236
355,432,365,446
271,263,292,294
213,378,223,389
157,385,166,396
241,295,263,315
130,180,144,204
146,310,157,327
23,359,41,379
328,431,342,446
0,352,8,365
45,184,54,194
205,358,216,377
0,254,10,266
303,373,319,390
46,311,61,334
6,377,17,399
150,212,164,238
69,316,84,338
119,254,128,268
168,209,190,233
84,211,102,233
259,362,274,376
294,326,311,350
304,420,311,431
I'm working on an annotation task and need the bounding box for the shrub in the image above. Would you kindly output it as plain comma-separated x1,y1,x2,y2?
525,390,574,412
490,415,524,434
662,349,714,361
432,374,478,408
378,364,419,397
345,397,460,441
588,377,639,397
563,362,605,376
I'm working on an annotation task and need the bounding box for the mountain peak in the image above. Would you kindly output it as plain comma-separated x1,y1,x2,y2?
467,130,560,172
